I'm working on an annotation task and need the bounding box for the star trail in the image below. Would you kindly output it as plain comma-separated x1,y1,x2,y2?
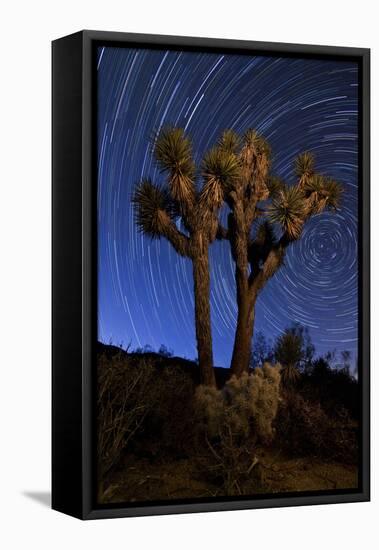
97,45,359,369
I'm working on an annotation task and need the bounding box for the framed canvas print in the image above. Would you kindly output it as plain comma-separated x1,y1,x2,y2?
52,30,370,519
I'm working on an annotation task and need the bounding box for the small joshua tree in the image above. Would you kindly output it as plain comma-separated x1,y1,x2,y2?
274,329,304,386
133,128,239,387
211,130,343,377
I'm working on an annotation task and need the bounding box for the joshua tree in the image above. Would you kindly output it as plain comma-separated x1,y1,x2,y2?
133,127,239,387
274,328,304,386
212,129,343,377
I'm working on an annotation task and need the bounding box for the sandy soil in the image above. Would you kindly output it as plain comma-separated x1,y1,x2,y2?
100,450,358,504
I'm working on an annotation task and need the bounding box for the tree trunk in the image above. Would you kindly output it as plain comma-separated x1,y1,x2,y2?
192,250,216,387
230,275,256,378
227,206,257,378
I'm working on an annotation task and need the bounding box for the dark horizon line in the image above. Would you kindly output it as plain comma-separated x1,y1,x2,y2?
97,338,357,373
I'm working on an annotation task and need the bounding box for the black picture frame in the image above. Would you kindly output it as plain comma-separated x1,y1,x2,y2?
52,30,370,520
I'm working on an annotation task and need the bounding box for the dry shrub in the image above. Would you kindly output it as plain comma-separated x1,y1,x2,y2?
227,363,282,443
195,363,281,495
275,392,358,462
97,353,159,496
97,352,197,501
139,364,196,458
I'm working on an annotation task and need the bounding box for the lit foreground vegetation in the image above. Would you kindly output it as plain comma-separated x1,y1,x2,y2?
97,341,358,504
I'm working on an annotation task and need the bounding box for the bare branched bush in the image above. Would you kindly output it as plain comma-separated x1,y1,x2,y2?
275,392,358,462
97,353,159,499
195,363,281,495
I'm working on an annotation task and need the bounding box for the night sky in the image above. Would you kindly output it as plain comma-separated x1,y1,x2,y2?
97,45,359,369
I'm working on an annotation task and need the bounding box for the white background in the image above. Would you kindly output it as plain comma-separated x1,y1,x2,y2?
0,1,377,548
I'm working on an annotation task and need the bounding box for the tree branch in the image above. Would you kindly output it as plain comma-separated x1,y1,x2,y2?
216,224,229,240
249,237,289,292
157,209,191,257
244,196,258,232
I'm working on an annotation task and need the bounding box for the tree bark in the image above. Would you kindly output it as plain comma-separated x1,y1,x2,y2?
227,202,257,378
230,281,256,378
229,238,289,378
192,248,216,387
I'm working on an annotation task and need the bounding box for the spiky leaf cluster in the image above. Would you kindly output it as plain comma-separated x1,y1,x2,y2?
132,179,172,238
304,173,325,194
218,129,241,154
322,177,343,211
266,175,286,198
154,127,196,207
268,185,306,240
201,147,240,206
280,363,301,386
295,151,315,185
303,174,343,215
243,129,271,157
274,330,303,385
303,174,328,214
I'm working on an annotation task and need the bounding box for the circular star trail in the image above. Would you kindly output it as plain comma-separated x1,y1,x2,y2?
97,45,359,368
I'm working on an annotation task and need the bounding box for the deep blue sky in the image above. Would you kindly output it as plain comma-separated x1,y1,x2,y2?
97,46,358,368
